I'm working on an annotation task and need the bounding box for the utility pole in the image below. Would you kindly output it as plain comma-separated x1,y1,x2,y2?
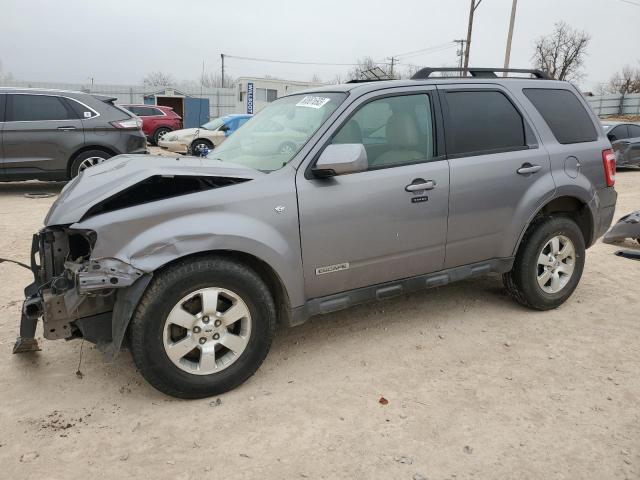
389,56,396,79
463,0,483,75
221,53,225,88
454,39,466,70
503,0,518,75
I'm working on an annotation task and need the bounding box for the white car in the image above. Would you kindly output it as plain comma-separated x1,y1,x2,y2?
158,114,252,154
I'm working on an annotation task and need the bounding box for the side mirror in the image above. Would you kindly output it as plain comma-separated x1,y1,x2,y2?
607,134,616,143
312,144,368,178
219,124,230,132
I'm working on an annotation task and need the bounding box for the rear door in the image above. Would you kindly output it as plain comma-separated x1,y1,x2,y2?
297,88,450,299
3,93,85,176
439,85,554,268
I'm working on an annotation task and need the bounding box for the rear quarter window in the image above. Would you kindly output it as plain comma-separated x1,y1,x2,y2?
523,88,597,144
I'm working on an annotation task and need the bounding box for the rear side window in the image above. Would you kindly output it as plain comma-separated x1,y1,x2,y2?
608,125,629,141
628,125,640,138
7,94,77,121
443,90,526,156
523,88,597,144
151,108,164,116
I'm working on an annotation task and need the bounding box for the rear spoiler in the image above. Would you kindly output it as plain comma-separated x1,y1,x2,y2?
92,94,118,104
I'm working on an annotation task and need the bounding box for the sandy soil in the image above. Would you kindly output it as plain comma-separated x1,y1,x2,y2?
0,166,639,480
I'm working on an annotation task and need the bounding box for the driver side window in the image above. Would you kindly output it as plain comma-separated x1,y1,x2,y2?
331,94,434,169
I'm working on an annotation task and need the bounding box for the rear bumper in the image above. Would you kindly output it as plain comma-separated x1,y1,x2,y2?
593,187,618,241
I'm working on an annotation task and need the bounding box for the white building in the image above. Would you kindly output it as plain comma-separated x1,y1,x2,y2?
235,77,324,115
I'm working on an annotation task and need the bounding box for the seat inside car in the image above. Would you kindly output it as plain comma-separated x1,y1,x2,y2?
373,112,426,167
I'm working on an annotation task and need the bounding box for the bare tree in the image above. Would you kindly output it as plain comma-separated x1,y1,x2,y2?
310,73,322,83
532,21,590,81
347,56,391,81
199,71,235,88
606,65,640,94
142,71,175,87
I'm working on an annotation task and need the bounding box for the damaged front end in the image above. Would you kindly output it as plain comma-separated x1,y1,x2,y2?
14,226,151,358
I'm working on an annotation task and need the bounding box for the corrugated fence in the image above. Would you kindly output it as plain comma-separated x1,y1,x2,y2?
585,93,640,117
0,80,239,119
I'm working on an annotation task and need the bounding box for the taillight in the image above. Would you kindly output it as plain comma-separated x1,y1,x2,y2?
602,149,616,187
111,118,142,130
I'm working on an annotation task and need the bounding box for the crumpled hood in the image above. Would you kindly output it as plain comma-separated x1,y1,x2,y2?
45,154,262,226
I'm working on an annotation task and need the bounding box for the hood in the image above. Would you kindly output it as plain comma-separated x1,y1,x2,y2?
45,154,262,226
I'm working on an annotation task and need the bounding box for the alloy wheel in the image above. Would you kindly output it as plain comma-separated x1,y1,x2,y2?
536,235,576,294
162,287,252,375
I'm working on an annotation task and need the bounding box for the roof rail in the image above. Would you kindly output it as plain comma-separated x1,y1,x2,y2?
411,67,551,80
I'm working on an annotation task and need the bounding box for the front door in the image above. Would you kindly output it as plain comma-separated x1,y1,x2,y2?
296,90,450,299
3,93,85,177
438,85,554,268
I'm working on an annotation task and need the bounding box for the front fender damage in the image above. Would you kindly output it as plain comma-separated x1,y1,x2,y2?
14,227,152,359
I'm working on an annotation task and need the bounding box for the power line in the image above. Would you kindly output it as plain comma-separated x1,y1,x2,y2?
387,42,457,60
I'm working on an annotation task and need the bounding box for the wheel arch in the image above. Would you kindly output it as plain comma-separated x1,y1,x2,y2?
513,195,595,255
153,249,292,327
68,145,117,177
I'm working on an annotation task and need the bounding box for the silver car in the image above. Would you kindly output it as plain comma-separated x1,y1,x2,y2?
15,68,617,398
601,121,640,167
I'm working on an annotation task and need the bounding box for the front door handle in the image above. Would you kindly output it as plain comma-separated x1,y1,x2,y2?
57,126,77,131
405,179,436,192
517,163,542,175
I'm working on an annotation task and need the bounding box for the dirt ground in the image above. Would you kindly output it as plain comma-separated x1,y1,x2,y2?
0,164,639,480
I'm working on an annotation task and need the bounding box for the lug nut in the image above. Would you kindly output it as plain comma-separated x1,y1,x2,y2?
202,316,210,324
199,337,207,344
213,333,220,340
214,319,222,327
193,326,201,334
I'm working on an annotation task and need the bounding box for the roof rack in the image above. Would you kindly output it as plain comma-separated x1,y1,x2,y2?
411,67,550,80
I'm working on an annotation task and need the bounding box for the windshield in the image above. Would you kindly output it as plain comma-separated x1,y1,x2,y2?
207,92,346,171
201,118,226,130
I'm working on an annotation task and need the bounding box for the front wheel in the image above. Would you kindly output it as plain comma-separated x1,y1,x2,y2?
129,256,276,398
152,127,172,146
503,216,585,310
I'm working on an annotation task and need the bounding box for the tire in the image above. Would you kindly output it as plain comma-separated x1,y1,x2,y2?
152,127,172,146
69,149,112,178
129,256,276,399
503,215,585,310
189,139,213,156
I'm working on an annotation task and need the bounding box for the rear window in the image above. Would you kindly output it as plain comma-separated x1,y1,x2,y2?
523,88,597,144
444,90,526,156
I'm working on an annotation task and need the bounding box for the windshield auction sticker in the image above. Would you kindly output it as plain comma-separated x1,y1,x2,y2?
296,96,331,109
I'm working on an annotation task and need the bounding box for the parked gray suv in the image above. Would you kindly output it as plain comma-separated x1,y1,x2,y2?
0,88,147,181
14,68,617,398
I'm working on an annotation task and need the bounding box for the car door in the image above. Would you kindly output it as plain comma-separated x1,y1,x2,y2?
439,85,554,268
607,124,631,164
3,93,85,176
625,124,640,165
296,89,450,299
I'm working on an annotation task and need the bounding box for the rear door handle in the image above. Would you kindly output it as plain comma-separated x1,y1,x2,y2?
57,126,77,131
517,163,542,175
405,179,436,192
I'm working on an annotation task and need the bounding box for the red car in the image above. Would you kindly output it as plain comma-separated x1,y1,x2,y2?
122,104,182,145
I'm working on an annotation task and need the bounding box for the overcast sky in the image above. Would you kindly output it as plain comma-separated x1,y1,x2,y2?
1,0,638,91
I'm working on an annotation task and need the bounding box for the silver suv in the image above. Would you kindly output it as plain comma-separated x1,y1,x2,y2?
15,68,618,398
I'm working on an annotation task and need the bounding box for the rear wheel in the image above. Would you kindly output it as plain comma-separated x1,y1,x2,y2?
152,127,172,146
129,256,276,398
189,139,213,156
503,216,585,310
70,149,112,178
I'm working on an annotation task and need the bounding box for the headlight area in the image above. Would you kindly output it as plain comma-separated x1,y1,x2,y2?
29,226,143,345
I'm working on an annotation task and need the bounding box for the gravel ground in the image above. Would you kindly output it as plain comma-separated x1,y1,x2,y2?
0,164,638,480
